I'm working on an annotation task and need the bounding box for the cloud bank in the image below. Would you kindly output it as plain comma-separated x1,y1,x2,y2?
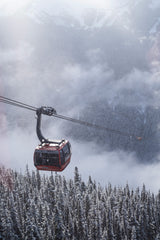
1,0,160,192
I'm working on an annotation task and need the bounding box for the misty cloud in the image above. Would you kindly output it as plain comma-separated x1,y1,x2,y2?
1,0,160,191
64,140,160,193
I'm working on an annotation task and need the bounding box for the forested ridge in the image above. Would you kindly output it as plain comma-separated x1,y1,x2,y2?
0,166,160,240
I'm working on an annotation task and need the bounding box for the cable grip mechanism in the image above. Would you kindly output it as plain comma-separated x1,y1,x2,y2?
38,106,57,116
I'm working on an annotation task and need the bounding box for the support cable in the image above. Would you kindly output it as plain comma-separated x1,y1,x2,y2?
0,96,142,140
51,113,141,139
0,99,36,112
0,96,37,111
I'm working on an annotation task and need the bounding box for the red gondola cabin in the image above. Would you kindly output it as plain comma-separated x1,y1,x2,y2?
34,140,71,171
34,107,71,172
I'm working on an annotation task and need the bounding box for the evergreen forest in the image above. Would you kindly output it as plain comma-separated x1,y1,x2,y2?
0,166,160,240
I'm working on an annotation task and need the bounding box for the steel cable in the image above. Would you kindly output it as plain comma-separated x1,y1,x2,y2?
51,113,141,139
0,96,37,111
0,96,142,140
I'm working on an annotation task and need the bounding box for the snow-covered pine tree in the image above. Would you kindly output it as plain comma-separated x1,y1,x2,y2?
1,165,160,239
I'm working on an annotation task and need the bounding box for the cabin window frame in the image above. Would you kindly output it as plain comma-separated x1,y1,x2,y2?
34,150,60,167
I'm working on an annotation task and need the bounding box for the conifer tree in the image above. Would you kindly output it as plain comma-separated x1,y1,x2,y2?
53,206,64,240
1,165,160,239
131,226,137,240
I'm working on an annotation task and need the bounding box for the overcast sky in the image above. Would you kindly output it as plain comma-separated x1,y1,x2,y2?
0,0,132,15
1,0,160,193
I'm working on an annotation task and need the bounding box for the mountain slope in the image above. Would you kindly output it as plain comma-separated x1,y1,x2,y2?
0,166,160,240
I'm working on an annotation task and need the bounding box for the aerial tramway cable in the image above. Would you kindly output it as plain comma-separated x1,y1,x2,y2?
50,112,139,139
0,99,36,112
0,96,36,111
0,96,142,140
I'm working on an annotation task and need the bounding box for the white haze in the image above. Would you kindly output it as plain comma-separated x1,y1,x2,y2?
1,0,160,193
2,125,160,193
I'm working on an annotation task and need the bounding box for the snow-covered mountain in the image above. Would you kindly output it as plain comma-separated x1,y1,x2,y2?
1,0,160,163
26,0,160,34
